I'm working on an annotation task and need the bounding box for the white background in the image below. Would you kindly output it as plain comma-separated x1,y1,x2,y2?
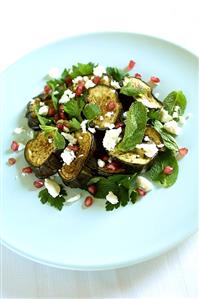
0,0,198,298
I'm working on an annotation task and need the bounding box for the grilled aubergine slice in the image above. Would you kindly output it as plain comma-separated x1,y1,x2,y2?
109,126,164,169
59,131,95,187
87,85,122,129
24,131,63,178
120,77,162,111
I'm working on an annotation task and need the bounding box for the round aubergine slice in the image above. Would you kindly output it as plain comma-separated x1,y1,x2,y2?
87,85,122,129
24,131,63,178
66,166,95,189
119,77,162,111
59,131,95,185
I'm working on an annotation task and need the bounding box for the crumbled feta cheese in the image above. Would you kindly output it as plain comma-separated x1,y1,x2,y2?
48,138,53,144
178,116,186,125
105,111,114,117
61,132,77,145
13,127,24,134
85,80,96,89
157,143,164,148
106,191,119,204
164,120,181,135
172,111,179,118
18,143,25,151
40,102,44,106
136,176,153,192
123,111,127,118
48,67,61,79
59,89,75,104
38,105,48,115
66,194,81,203
103,127,122,151
44,178,61,198
93,65,106,77
97,159,105,168
61,148,76,165
137,97,160,109
80,120,88,132
99,116,104,121
30,99,36,104
144,135,150,142
72,76,83,84
174,105,180,112
83,76,89,81
136,143,158,158
111,80,120,89
160,108,173,123
88,127,96,134
103,75,109,82
104,123,115,129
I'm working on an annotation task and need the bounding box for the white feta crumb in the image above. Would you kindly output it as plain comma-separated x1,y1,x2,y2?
63,126,69,132
144,135,150,142
18,143,25,151
61,132,77,145
137,97,160,109
13,127,24,134
106,191,119,204
80,120,88,132
59,89,75,104
97,159,105,168
38,105,48,116
99,116,104,121
174,105,180,112
105,111,114,118
108,158,112,163
154,92,160,98
123,111,127,118
66,194,81,203
30,99,36,104
72,76,83,84
83,76,89,81
172,111,179,118
103,127,122,151
136,143,158,158
61,148,76,165
85,79,96,89
157,143,165,148
103,75,109,82
44,178,61,198
40,102,44,106
164,120,181,135
104,123,115,129
160,108,173,123
178,116,186,125
111,80,120,89
48,67,61,79
48,138,53,144
93,65,106,77
88,127,96,134
78,154,84,157
136,176,153,192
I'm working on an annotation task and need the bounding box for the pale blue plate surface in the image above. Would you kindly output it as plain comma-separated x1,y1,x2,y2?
0,32,198,270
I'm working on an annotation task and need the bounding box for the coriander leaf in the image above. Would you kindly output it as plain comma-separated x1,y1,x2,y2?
146,150,179,187
120,83,146,97
69,118,81,130
53,131,65,149
117,102,147,152
38,186,67,211
154,120,178,152
47,79,62,90
106,67,127,82
40,125,57,133
71,62,94,78
61,68,70,79
83,103,101,120
163,91,187,115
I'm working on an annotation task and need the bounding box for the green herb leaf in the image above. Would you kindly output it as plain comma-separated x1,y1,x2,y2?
117,102,147,152
83,103,101,120
120,83,146,97
53,131,65,149
64,97,85,120
153,120,178,152
69,118,81,130
38,185,67,210
71,62,94,79
147,109,161,121
39,125,57,133
52,93,58,110
146,150,179,187
37,114,52,126
61,68,70,80
163,91,187,115
106,67,127,82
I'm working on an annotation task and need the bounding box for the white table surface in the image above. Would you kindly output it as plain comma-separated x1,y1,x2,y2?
0,0,198,298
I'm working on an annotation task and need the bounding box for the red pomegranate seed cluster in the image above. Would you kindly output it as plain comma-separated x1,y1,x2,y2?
178,147,188,157
87,184,97,195
106,100,116,111
48,107,56,116
33,179,44,188
67,145,80,152
150,76,160,84
127,60,136,71
8,157,16,165
92,76,101,84
44,85,51,94
22,166,33,174
11,141,19,152
115,121,124,129
84,196,93,207
163,166,173,175
134,73,142,79
136,188,146,196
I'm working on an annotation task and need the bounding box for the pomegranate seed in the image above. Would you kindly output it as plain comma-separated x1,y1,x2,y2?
56,123,63,130
178,147,188,157
92,76,101,84
44,85,51,94
163,166,173,175
33,179,44,188
150,76,160,84
65,76,72,86
75,84,85,96
134,73,142,79
136,188,146,196
22,166,33,174
59,112,66,120
127,60,136,71
84,196,93,207
106,162,120,171
54,114,59,122
100,154,109,162
48,107,56,116
87,184,97,195
8,157,16,165
11,141,19,152
106,100,116,111
67,145,80,152
115,121,124,129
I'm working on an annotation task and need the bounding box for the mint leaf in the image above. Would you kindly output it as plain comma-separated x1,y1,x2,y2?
39,125,56,133
38,185,67,210
163,91,187,115
71,62,94,79
146,150,179,187
37,114,52,126
69,118,81,130
154,120,178,152
106,67,127,82
117,102,147,152
147,109,161,121
120,83,146,97
83,103,101,120
53,131,65,149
